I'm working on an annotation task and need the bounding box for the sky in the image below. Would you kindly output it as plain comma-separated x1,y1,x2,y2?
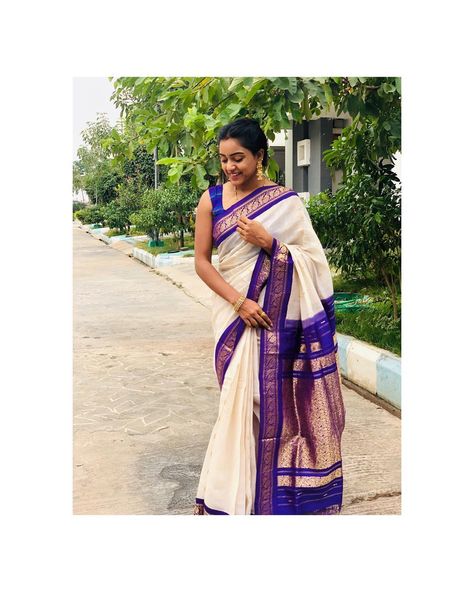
72,77,287,162
73,77,121,160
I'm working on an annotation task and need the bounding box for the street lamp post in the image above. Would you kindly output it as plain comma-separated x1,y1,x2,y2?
153,146,159,189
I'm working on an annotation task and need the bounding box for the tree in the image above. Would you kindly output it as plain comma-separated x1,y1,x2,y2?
108,77,400,191
112,176,144,233
84,160,122,204
156,184,200,248
73,159,86,201
308,121,401,320
129,188,163,242
123,145,155,188
74,204,105,225
106,77,401,306
74,113,124,204
101,202,131,233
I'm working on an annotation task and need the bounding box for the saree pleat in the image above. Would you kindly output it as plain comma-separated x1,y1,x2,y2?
194,184,345,515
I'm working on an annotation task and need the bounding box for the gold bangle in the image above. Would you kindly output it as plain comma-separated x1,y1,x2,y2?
233,294,245,312
233,295,245,312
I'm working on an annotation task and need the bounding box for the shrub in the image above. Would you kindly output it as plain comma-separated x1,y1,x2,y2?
74,205,105,224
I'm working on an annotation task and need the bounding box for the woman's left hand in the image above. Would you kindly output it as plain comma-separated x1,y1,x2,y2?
236,215,272,252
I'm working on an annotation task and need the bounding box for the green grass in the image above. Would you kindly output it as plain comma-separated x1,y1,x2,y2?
135,235,219,256
336,307,401,356
134,235,195,255
332,271,401,356
105,228,127,237
105,226,150,238
332,271,388,297
128,227,149,236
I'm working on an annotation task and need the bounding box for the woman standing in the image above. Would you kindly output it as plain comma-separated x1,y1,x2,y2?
192,118,345,515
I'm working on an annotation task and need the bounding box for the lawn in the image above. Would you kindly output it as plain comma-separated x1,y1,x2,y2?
332,271,401,356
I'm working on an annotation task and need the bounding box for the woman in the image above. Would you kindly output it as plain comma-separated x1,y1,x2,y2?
192,117,345,515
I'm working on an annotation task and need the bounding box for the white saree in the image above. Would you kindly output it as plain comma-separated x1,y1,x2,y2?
194,184,346,515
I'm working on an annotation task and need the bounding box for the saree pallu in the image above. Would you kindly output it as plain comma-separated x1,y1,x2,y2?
194,184,346,515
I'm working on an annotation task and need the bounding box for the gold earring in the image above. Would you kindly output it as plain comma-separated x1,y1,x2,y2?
257,159,263,181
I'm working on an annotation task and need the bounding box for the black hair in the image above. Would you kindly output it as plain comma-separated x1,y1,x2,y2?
217,117,269,167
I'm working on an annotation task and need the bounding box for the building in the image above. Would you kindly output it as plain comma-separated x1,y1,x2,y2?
270,107,401,203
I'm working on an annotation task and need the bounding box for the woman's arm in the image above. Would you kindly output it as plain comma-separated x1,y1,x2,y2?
194,190,242,305
194,190,273,330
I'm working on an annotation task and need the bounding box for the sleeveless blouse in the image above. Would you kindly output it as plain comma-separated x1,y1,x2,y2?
209,184,224,218
209,183,281,219
209,183,284,248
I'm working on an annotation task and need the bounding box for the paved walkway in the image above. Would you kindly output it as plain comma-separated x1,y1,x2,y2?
73,225,401,515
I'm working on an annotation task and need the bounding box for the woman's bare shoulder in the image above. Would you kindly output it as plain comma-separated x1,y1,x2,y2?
195,188,212,215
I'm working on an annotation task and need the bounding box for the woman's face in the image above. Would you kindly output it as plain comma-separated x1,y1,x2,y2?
218,137,262,188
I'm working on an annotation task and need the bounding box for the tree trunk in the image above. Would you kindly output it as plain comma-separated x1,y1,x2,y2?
380,267,399,321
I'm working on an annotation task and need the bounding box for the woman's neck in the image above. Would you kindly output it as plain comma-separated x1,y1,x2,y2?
234,177,270,196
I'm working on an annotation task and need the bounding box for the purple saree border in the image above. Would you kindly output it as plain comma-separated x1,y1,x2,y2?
213,189,298,248
255,237,294,515
285,296,335,330
214,248,269,389
276,460,342,476
211,183,278,218
195,497,229,515
302,295,336,331
283,295,337,359
275,478,343,514
283,363,338,379
282,343,339,362
274,244,294,513
254,238,344,515
213,317,242,389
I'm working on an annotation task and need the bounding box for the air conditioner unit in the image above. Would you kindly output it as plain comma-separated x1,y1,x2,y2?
297,139,310,166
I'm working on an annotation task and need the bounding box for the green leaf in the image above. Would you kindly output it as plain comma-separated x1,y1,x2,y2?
347,94,360,117
182,134,193,153
303,95,312,120
288,78,297,94
288,87,304,103
243,80,265,104
323,84,333,108
266,157,280,180
159,138,169,154
224,103,241,119
195,163,207,187
168,165,183,184
280,110,291,128
156,157,181,165
382,82,395,93
206,157,221,176
228,77,244,92
348,77,359,87
273,77,290,90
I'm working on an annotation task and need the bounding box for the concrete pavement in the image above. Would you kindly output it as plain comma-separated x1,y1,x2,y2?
73,226,401,515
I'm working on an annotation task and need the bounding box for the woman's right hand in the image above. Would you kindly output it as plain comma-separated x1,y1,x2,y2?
237,298,273,330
